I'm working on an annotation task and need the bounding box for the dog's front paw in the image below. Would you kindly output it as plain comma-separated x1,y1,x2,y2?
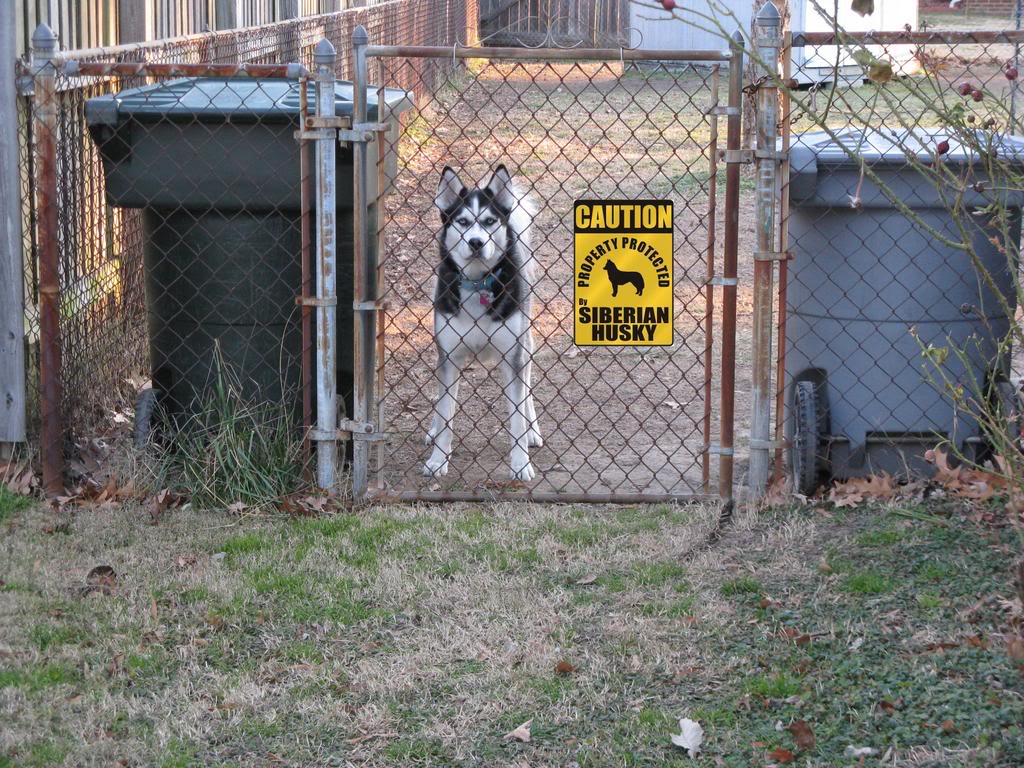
422,456,449,477
528,427,543,448
509,458,535,482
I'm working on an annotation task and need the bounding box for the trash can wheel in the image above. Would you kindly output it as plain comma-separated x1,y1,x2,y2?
133,388,159,450
791,380,823,495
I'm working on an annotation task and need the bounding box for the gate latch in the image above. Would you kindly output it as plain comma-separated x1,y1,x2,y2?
338,418,386,442
338,121,390,144
719,148,787,164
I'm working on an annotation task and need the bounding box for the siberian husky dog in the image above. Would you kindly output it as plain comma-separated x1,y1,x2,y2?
423,164,542,481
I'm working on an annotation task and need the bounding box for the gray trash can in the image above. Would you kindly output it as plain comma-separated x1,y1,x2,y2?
785,128,1023,492
86,78,412,436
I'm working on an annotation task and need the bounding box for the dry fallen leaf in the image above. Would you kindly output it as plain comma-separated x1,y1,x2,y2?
925,447,1006,502
503,719,532,743
787,719,815,751
941,719,957,733
575,574,598,586
150,489,184,524
1007,634,1024,662
278,493,334,517
86,565,118,595
554,660,575,676
829,472,896,508
1,458,36,495
174,554,197,569
670,718,703,756
767,747,795,764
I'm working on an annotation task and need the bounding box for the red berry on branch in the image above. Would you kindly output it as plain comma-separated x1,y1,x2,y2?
661,0,677,10
1006,66,1019,80
958,82,974,96
936,140,950,155
972,89,984,102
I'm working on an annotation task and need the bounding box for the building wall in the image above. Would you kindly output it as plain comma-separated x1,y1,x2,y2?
920,0,1019,18
13,0,350,56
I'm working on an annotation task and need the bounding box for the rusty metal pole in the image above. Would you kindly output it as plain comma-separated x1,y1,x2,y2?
718,32,744,502
351,25,372,500
748,3,781,499
702,64,720,493
773,34,793,483
32,24,63,495
313,39,338,490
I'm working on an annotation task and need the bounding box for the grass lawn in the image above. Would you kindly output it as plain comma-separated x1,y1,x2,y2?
1,487,1022,766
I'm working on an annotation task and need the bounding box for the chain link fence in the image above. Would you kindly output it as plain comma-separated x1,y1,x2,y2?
362,42,741,502
772,27,1024,494
18,0,477,489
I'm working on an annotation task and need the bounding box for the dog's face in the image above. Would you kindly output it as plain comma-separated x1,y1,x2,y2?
436,166,516,274
603,260,615,273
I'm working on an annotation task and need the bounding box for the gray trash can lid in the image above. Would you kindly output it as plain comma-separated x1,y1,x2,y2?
791,126,1024,167
86,77,414,126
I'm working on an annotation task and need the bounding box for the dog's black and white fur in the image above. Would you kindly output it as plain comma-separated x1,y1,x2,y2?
424,165,541,481
603,259,644,297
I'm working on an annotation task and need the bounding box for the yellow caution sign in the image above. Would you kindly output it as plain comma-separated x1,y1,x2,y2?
573,200,673,346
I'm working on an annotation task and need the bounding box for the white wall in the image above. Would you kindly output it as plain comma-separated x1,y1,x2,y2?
628,0,750,52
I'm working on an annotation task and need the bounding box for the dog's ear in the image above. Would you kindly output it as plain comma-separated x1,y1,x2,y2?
436,167,464,211
485,164,515,210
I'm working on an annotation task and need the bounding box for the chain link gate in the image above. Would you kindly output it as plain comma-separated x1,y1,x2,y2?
348,31,744,503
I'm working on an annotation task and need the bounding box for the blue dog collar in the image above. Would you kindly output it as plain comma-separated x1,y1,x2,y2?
460,273,499,294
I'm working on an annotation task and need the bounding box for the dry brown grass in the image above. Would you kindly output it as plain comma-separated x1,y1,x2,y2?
3,494,1023,766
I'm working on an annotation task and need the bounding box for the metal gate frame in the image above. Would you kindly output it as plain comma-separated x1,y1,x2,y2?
347,27,744,505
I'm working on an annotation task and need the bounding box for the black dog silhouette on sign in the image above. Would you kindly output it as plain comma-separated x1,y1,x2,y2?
603,259,645,297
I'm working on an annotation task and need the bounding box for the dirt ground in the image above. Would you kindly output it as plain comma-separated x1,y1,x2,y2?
356,35,1024,500
372,59,760,498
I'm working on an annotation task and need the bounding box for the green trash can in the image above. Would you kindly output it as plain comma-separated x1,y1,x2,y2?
86,78,413,436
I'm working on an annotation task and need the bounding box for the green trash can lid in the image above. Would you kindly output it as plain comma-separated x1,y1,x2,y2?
85,77,414,126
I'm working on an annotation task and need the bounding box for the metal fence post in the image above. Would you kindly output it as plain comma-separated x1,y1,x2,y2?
313,38,339,490
31,23,63,494
748,2,781,498
1,2,26,452
351,25,372,501
719,31,744,502
1013,0,1021,132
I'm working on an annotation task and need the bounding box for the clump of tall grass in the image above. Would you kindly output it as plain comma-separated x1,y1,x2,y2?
157,349,308,510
